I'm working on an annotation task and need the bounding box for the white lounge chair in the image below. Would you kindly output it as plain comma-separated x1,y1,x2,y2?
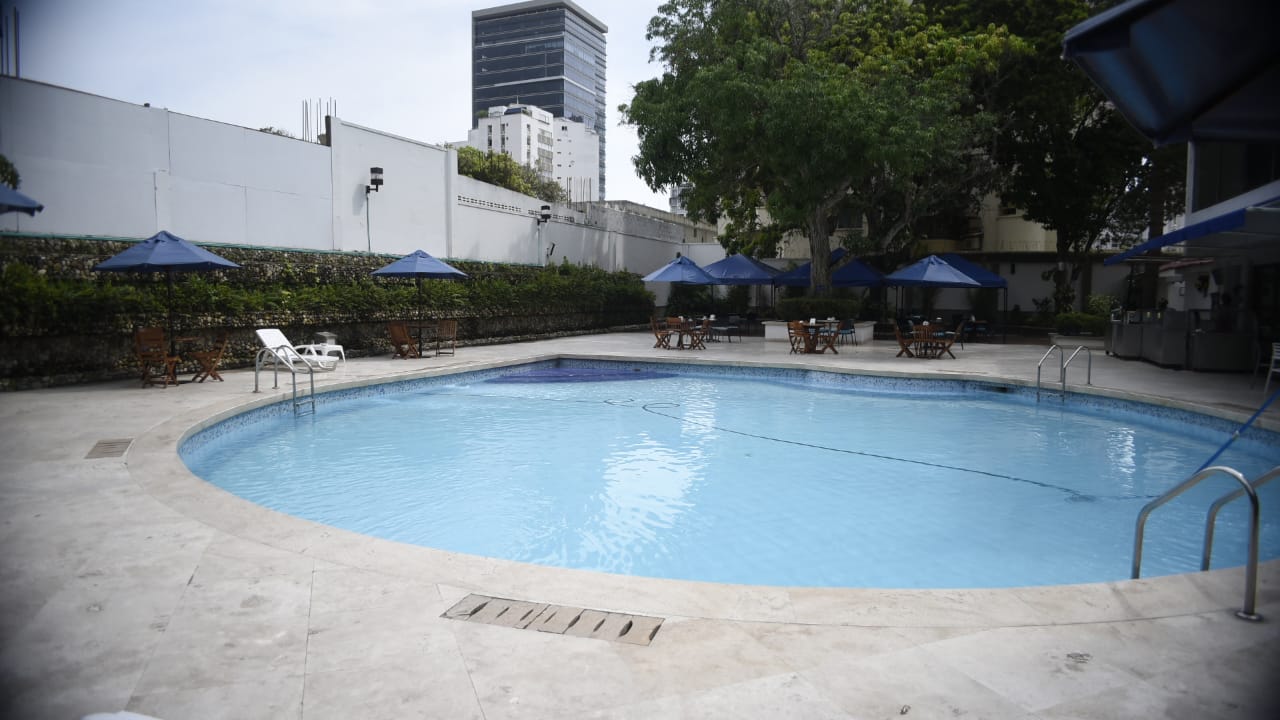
254,328,339,373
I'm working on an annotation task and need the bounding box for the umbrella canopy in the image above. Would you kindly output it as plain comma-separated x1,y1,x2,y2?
642,255,716,285
0,185,43,215
830,258,886,288
371,249,468,280
938,254,1007,288
93,231,241,352
772,248,848,287
702,253,779,285
884,255,982,287
371,250,468,324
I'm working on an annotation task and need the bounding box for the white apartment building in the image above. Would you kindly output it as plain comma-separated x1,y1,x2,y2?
553,116,599,203
467,104,556,176
466,104,599,202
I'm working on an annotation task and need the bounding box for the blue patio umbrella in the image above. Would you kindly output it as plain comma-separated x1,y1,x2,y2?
830,258,886,288
372,249,468,324
702,253,779,285
772,248,848,287
938,254,1006,288
642,255,716,285
883,255,981,287
94,230,241,352
0,185,44,215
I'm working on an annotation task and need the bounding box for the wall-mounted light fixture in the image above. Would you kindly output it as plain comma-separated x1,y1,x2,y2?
536,205,552,266
366,166,384,252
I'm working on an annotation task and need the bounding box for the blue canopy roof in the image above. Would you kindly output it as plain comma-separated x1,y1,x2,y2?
1062,0,1280,145
829,258,885,288
0,185,43,215
1103,194,1280,265
884,255,981,288
642,255,716,284
702,254,779,285
93,231,241,273
772,248,848,287
938,254,1006,288
372,249,468,279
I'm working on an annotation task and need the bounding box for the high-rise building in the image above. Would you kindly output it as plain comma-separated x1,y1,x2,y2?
465,103,599,203
472,1,607,200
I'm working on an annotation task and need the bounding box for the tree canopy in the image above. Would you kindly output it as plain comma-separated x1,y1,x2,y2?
455,146,570,204
921,0,1186,311
622,0,1019,290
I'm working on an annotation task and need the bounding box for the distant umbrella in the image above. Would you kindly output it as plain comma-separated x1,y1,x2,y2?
371,249,468,323
884,255,982,287
93,231,241,352
772,248,848,287
830,258,886,288
642,255,717,285
0,185,43,215
702,254,779,285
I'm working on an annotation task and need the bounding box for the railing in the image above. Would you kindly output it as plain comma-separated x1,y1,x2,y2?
253,347,317,415
1036,345,1063,401
1037,344,1092,402
1132,465,1264,622
1064,345,1093,387
1202,466,1279,571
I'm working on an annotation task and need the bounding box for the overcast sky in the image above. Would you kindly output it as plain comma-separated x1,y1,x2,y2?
6,0,671,209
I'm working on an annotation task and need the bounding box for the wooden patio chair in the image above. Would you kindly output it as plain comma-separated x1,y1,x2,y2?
387,321,420,359
650,317,674,349
681,318,708,350
893,323,915,358
936,321,965,359
133,326,179,388
435,319,458,356
189,332,229,382
787,321,808,354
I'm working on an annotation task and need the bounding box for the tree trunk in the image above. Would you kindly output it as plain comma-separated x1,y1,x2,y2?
805,212,833,294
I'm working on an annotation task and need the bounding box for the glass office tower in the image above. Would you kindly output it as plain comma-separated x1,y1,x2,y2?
472,1,608,199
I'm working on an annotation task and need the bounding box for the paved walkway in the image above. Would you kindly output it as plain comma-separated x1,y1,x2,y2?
1,333,1277,719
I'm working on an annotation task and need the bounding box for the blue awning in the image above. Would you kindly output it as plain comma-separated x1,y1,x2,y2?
1062,0,1280,145
1104,195,1280,265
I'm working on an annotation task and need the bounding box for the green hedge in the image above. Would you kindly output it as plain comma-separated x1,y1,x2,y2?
1053,312,1108,336
0,259,654,337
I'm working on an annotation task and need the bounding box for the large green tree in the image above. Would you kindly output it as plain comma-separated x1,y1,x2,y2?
922,0,1186,311
622,0,1016,290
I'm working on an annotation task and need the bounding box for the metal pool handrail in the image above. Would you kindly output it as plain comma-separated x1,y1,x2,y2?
1064,345,1092,388
1036,345,1063,401
253,347,317,415
1132,465,1262,621
1202,466,1279,572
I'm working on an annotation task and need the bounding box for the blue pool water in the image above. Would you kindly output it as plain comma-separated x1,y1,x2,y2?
181,362,1280,588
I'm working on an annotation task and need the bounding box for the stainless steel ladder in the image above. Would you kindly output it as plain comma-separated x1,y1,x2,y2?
1132,465,1276,621
1036,344,1092,401
253,347,317,415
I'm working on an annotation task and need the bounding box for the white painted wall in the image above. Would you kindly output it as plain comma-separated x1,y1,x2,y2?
0,77,723,285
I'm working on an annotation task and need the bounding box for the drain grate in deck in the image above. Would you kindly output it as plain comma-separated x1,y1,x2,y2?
442,593,663,646
85,438,133,459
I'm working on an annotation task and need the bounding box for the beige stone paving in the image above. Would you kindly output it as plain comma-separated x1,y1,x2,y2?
1,333,1278,719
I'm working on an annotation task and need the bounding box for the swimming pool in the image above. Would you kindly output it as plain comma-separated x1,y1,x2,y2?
181,360,1280,589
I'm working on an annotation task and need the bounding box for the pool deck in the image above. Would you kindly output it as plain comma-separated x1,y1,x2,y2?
2,333,1278,719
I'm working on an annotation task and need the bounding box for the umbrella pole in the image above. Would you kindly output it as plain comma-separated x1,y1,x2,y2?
416,277,424,355
166,268,176,356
